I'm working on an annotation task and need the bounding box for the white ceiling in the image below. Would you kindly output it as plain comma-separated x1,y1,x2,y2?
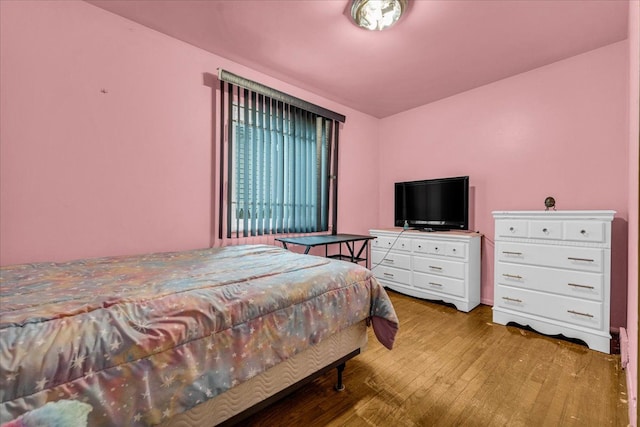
86,0,629,118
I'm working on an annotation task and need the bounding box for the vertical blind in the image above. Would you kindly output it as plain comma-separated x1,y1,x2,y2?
218,70,345,239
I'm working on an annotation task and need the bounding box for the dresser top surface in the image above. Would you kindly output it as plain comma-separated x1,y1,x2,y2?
492,210,616,220
371,228,482,238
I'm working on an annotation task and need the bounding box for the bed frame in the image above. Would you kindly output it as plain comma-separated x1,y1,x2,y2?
161,321,368,427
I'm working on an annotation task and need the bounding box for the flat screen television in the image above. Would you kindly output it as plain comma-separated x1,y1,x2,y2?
394,176,469,231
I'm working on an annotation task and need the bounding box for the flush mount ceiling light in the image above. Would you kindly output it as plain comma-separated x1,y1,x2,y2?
350,0,408,31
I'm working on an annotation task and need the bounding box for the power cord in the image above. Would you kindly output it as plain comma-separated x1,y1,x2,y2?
370,229,407,271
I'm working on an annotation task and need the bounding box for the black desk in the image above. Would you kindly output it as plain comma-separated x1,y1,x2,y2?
275,234,376,268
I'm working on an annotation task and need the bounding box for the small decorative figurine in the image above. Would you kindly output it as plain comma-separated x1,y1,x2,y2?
545,196,556,211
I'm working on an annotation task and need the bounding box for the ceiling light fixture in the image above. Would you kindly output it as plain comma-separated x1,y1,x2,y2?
350,0,407,31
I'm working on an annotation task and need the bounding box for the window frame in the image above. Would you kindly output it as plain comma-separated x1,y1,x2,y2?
218,72,344,240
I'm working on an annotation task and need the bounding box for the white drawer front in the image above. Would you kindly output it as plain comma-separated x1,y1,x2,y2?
372,236,411,252
496,242,604,273
371,236,390,250
372,265,411,285
495,262,604,301
371,250,411,270
496,220,528,238
529,220,562,240
414,272,466,298
495,286,603,331
425,241,447,256
412,239,466,259
563,221,606,243
446,242,467,259
412,239,446,255
412,239,430,254
413,256,465,280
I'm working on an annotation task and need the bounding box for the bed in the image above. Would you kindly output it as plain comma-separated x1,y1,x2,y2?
0,244,398,426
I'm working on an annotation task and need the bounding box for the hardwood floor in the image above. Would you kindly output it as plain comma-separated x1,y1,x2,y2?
243,290,629,426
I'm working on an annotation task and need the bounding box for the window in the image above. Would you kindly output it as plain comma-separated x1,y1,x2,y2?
218,70,345,239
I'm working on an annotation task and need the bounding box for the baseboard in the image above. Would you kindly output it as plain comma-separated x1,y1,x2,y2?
627,366,637,427
621,327,629,368
620,328,637,427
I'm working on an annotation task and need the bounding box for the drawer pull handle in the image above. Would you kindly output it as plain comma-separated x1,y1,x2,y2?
567,257,594,263
502,273,522,279
502,251,523,256
383,258,394,263
568,283,595,290
383,272,394,278
428,282,442,287
567,310,594,318
542,228,548,233
509,227,515,232
502,297,522,303
429,265,443,270
580,229,587,235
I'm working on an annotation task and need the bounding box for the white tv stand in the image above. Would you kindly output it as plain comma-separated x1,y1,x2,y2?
369,228,482,312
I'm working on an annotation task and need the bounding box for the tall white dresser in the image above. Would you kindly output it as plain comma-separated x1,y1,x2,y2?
369,228,481,312
492,210,615,353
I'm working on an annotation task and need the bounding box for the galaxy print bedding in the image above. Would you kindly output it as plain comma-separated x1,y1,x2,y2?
0,244,398,426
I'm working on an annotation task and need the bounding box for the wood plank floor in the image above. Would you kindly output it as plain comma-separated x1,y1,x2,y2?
242,290,629,426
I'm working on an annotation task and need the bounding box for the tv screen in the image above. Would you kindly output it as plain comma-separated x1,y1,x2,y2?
394,176,469,231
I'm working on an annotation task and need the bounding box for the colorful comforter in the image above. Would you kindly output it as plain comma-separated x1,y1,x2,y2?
0,244,398,426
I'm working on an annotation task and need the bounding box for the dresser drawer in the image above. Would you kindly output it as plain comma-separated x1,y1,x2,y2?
371,250,411,270
529,220,562,240
413,256,465,280
495,220,528,238
495,262,604,301
412,240,467,260
563,221,606,243
372,236,411,252
446,242,466,259
372,265,411,285
414,272,466,298
412,240,467,259
495,286,603,331
496,242,604,273
412,239,445,256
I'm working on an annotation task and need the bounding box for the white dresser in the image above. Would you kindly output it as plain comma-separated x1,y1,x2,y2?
492,210,615,353
369,228,481,312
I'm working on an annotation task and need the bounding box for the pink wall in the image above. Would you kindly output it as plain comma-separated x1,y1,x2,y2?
0,0,379,265
626,1,639,423
378,42,630,329
0,0,636,420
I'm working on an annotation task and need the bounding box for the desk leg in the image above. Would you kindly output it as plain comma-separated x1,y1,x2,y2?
344,242,355,263
354,241,369,269
279,242,311,255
